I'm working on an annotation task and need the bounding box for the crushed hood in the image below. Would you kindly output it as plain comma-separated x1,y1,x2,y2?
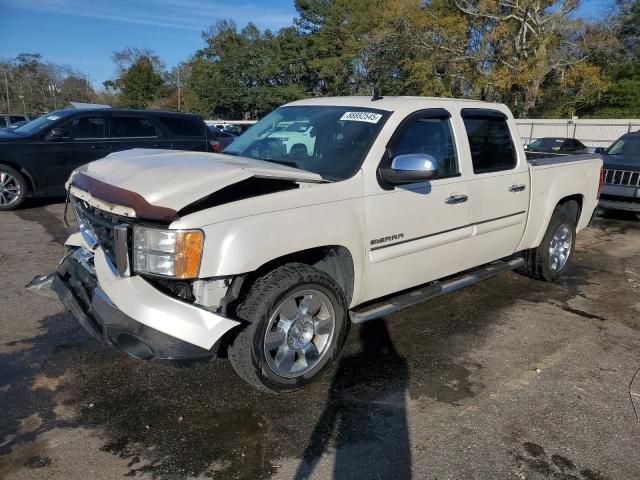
70,149,324,220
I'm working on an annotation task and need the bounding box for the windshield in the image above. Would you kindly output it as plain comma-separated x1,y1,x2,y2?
223,105,389,181
529,138,564,150
13,111,70,135
607,136,640,157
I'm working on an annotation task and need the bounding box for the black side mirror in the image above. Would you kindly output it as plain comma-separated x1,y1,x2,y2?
594,147,607,154
379,153,439,185
47,128,70,141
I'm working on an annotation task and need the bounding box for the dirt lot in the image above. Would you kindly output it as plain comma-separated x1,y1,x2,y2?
0,201,639,480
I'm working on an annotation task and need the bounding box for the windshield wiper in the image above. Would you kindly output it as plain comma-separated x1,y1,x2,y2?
267,159,300,168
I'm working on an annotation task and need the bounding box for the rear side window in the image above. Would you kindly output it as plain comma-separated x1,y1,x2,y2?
111,116,158,138
462,112,516,174
9,115,26,124
61,115,105,139
159,116,203,137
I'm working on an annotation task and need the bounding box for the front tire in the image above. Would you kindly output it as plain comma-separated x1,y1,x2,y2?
0,165,27,211
519,207,577,281
228,263,348,392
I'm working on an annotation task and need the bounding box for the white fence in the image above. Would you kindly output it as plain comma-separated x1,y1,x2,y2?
515,119,640,149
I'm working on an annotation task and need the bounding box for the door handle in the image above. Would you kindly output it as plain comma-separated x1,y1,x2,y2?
445,194,469,204
509,184,526,192
90,144,108,150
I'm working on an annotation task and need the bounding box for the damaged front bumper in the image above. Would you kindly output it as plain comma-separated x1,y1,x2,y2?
36,247,240,361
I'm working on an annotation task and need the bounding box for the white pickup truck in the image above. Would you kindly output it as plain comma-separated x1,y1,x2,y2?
34,96,603,392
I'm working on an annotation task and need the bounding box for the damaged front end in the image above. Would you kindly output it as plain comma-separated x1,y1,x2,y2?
27,194,242,362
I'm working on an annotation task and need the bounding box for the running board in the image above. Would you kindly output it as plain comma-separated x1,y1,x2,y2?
349,257,524,324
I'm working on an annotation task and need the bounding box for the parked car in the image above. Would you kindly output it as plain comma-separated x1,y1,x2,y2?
263,120,316,155
207,125,236,151
0,113,30,129
524,137,589,158
598,131,640,212
0,120,28,132
33,96,602,392
214,123,255,135
0,109,212,210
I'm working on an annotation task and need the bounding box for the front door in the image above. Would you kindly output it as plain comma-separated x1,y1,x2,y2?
461,110,529,265
362,110,474,302
40,113,107,192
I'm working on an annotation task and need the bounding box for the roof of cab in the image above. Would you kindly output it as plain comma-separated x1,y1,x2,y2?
53,108,203,118
286,96,511,116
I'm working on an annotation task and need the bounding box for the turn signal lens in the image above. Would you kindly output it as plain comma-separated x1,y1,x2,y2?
175,230,204,279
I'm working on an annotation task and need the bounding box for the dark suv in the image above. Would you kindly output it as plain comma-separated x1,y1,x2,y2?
0,109,212,210
599,131,640,213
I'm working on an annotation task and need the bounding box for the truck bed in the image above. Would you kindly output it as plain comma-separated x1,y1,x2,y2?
517,153,602,253
526,153,602,166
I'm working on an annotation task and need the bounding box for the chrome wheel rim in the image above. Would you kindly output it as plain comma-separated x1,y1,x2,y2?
549,224,572,272
263,288,336,379
0,171,21,206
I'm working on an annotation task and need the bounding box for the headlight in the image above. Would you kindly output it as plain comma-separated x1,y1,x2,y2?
133,226,204,279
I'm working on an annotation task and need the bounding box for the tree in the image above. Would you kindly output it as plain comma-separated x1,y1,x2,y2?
578,0,640,117
116,56,165,109
0,53,95,114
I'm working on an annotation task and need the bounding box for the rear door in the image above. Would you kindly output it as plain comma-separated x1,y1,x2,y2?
107,113,166,153
157,115,208,151
461,109,529,265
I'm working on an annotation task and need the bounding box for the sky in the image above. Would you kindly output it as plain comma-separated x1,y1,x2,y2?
0,0,615,89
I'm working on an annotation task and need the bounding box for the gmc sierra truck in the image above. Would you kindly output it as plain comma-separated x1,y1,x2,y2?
31,97,604,392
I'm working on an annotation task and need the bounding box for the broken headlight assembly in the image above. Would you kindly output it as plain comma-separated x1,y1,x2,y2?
132,226,204,279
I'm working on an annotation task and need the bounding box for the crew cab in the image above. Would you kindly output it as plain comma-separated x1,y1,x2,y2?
32,97,603,392
598,131,640,212
0,109,212,210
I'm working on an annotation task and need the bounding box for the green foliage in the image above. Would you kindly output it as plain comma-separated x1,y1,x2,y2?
116,56,165,109
589,58,640,118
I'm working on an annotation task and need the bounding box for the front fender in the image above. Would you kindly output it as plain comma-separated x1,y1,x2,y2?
196,198,367,306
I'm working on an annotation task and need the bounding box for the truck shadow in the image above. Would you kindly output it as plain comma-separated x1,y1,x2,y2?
294,320,411,479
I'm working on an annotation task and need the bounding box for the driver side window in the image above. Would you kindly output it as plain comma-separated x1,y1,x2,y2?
391,117,459,178
60,115,105,139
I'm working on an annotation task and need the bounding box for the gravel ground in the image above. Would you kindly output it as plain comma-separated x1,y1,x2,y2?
0,201,639,480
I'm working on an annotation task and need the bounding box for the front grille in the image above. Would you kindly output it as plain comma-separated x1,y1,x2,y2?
603,168,640,187
71,196,133,266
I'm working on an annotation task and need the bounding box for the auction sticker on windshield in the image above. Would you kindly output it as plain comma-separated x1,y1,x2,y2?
340,111,383,123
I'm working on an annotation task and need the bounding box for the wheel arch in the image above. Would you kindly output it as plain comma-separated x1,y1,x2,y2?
555,194,583,225
243,245,356,306
0,160,36,195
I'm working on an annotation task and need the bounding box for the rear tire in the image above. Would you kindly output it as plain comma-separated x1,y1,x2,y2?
228,263,348,393
0,165,27,211
518,207,577,281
